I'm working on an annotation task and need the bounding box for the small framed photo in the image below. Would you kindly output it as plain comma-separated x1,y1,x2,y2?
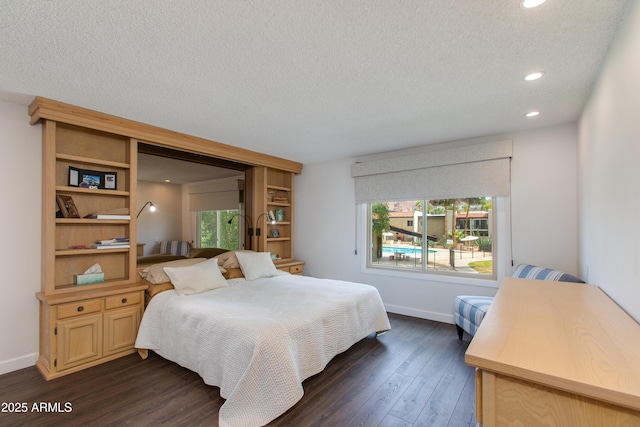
69,167,117,190
271,229,280,238
56,194,80,218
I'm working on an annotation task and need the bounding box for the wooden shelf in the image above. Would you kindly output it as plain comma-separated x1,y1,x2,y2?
266,184,291,191
55,247,131,256
56,153,130,169
56,185,129,197
48,278,136,294
56,218,130,225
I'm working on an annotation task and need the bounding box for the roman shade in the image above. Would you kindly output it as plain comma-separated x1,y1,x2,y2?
189,190,238,211
352,140,512,203
188,180,242,212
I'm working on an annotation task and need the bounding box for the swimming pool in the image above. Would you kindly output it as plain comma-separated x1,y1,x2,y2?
381,245,423,257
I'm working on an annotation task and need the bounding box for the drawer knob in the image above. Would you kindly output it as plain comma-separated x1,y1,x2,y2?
121,298,128,304
77,306,84,312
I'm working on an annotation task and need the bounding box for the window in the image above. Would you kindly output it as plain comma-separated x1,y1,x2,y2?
197,209,239,250
369,198,494,277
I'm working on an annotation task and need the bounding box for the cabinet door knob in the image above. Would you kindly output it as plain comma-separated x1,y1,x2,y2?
77,306,84,312
121,298,127,304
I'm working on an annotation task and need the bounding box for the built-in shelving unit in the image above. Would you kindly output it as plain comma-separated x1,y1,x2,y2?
32,99,145,380
30,96,304,380
249,166,295,263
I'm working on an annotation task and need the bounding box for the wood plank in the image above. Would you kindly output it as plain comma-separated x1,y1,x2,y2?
0,313,475,426
29,97,303,174
466,277,640,411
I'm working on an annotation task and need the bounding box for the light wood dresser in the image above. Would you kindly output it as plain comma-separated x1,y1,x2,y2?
274,259,304,275
466,277,640,426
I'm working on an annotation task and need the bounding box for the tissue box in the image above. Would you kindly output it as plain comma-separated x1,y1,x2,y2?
74,273,105,285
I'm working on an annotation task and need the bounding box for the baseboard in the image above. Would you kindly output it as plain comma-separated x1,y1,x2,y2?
0,353,38,376
385,304,454,324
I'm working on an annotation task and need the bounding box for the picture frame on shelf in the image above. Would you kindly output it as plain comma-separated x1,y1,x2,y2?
271,229,280,238
56,194,80,218
68,166,117,190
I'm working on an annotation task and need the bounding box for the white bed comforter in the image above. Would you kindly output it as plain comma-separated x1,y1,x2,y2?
135,273,390,426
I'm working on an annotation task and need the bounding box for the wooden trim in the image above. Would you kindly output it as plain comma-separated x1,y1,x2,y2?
475,368,483,425
29,97,303,174
128,138,138,283
36,348,138,381
36,284,148,305
41,120,57,295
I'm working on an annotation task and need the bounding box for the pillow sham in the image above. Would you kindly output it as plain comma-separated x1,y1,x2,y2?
214,250,254,270
235,251,279,281
223,267,245,280
188,247,229,259
140,258,208,284
145,280,174,299
163,257,228,296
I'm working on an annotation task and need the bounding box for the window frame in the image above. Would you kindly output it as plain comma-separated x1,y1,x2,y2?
359,198,510,287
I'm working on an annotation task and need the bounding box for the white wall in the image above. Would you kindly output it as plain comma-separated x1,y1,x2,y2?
295,123,579,323
0,100,42,374
579,1,640,321
137,181,183,255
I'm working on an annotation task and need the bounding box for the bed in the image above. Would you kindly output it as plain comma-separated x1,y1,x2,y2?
134,251,390,426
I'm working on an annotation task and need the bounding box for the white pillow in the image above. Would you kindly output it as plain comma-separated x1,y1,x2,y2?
163,257,228,295
140,258,207,284
235,251,280,281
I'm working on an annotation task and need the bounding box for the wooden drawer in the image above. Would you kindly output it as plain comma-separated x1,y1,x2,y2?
290,264,303,275
57,299,102,319
105,292,141,310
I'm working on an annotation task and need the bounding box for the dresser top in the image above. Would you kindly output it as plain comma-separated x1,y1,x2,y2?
466,277,640,411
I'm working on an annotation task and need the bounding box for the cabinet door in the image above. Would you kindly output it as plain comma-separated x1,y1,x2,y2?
56,313,103,371
103,306,140,356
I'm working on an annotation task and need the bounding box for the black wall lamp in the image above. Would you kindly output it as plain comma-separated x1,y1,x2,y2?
228,213,253,250
255,212,276,251
136,201,156,218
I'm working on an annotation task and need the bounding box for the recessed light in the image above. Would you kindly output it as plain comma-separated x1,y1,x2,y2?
525,111,540,117
164,179,171,183
521,0,546,9
524,71,544,81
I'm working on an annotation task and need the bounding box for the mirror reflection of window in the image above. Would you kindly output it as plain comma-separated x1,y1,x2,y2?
197,210,240,250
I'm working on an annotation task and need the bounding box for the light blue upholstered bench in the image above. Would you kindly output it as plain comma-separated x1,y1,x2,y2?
453,264,584,340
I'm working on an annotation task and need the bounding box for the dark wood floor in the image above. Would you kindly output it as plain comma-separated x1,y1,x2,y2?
0,313,476,427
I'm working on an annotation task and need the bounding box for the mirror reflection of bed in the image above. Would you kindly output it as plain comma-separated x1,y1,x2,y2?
136,142,250,266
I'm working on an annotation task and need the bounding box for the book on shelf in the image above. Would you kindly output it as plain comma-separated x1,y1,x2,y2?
92,244,130,250
92,238,130,249
84,207,131,220
95,238,129,245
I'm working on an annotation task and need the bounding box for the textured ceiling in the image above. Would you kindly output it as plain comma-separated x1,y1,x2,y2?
0,1,631,165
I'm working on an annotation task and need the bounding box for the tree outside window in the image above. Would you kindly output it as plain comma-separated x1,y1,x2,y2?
198,209,239,250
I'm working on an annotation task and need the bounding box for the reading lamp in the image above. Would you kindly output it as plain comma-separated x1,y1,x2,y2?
136,201,156,218
255,212,276,251
228,213,253,250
